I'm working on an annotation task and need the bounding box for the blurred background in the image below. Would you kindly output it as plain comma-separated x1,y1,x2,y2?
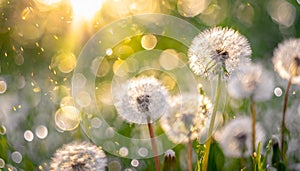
0,0,300,170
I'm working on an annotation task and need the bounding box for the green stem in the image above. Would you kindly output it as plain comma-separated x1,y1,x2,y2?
147,116,160,171
202,74,222,171
281,77,292,161
251,99,256,154
188,138,193,171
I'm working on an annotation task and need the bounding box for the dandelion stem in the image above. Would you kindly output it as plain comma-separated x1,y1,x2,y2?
202,73,222,171
147,116,160,171
281,77,292,160
188,138,193,171
251,99,256,154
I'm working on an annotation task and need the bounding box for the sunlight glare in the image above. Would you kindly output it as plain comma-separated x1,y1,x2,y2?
70,0,105,21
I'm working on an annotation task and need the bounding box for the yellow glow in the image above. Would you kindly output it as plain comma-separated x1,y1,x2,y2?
70,0,104,21
36,0,62,5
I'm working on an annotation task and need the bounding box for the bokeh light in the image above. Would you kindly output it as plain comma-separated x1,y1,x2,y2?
274,87,283,97
11,151,22,164
36,0,63,6
177,0,210,17
119,147,129,157
35,125,48,139
75,91,91,107
55,106,80,131
141,34,157,50
137,147,148,157
24,130,34,142
267,0,296,27
131,159,139,167
51,51,77,74
0,125,6,135
108,160,122,171
70,0,105,21
0,158,4,168
0,79,7,94
159,49,180,70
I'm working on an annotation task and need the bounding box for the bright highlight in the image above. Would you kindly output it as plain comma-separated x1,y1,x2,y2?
70,0,105,21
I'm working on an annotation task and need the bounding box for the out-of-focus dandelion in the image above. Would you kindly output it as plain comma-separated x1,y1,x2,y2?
163,149,176,171
188,27,251,79
272,38,300,159
216,116,265,158
228,63,274,102
160,94,211,144
160,93,211,171
50,141,107,171
228,62,274,153
114,76,169,124
189,27,252,171
114,76,169,171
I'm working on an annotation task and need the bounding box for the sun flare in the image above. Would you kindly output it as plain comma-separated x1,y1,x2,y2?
70,0,105,21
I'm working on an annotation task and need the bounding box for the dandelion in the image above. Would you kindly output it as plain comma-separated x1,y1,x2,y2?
272,38,300,159
228,62,274,153
114,76,169,124
273,38,300,84
160,93,212,171
114,76,169,171
160,94,211,144
50,141,107,171
188,27,252,79
188,27,252,170
163,149,176,171
217,116,265,158
228,63,274,102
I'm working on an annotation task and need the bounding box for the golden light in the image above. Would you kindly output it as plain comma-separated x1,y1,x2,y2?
36,0,62,6
70,0,105,21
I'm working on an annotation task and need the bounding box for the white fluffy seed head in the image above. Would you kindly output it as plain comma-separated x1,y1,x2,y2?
50,141,107,171
273,38,300,84
160,93,212,144
114,76,169,124
188,27,252,79
228,62,274,102
216,116,265,158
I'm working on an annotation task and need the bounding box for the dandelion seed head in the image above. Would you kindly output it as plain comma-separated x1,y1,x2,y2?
228,63,274,102
273,38,300,84
188,27,251,78
50,141,107,171
160,94,212,144
114,76,169,124
217,116,265,158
